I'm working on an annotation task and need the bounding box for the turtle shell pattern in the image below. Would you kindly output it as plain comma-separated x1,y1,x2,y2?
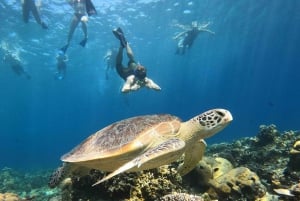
62,114,181,163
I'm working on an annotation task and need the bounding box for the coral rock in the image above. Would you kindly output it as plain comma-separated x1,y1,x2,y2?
0,193,20,201
159,192,204,201
209,167,266,200
287,140,300,171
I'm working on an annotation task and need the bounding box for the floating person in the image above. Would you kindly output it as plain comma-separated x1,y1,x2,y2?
21,0,48,29
112,27,161,93
3,50,31,80
103,48,118,80
173,21,215,55
60,0,97,54
55,51,68,80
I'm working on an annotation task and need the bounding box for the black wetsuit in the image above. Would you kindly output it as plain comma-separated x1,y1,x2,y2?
115,48,137,80
116,60,137,81
86,0,97,16
183,28,200,48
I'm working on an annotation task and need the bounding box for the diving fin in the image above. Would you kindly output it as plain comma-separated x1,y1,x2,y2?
112,27,127,48
86,0,97,16
41,21,48,29
79,38,88,47
60,44,69,54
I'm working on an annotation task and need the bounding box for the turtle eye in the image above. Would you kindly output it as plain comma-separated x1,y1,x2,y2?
216,110,225,117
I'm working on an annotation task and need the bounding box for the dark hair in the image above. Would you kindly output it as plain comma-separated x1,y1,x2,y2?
134,65,147,80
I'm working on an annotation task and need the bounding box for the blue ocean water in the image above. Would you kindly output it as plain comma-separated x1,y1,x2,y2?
0,0,299,171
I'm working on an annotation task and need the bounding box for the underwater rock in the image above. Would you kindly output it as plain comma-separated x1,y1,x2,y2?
287,140,300,171
185,158,213,189
185,157,233,190
255,192,279,201
127,166,183,201
0,167,21,192
159,192,204,201
52,165,183,201
255,124,279,146
290,140,300,154
208,167,266,200
0,193,20,201
272,182,300,200
210,157,233,179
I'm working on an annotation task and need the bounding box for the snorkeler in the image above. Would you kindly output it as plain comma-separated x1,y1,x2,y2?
55,51,68,80
3,51,31,80
60,0,97,54
103,48,118,80
22,0,48,29
113,27,161,93
173,21,215,55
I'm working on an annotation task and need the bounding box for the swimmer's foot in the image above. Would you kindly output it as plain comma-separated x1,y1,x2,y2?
79,38,88,47
112,27,127,48
60,44,69,54
41,21,48,29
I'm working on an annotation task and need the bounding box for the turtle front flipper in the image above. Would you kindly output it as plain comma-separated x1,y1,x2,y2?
92,138,185,186
177,139,207,176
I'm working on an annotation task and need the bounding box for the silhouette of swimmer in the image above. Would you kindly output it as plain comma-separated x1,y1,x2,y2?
3,52,31,79
103,48,118,80
173,21,215,55
55,51,68,80
60,0,97,54
22,0,48,29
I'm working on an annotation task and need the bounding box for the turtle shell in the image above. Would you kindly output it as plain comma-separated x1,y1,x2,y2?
61,114,182,168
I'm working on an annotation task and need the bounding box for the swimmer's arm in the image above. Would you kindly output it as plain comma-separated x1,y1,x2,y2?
173,23,189,31
173,31,186,40
145,77,161,91
122,75,135,93
200,28,215,35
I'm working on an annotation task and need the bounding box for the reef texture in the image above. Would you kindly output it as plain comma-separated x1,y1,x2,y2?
0,124,299,201
0,193,20,201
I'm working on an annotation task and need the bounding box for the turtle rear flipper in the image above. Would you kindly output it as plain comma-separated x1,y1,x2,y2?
92,138,185,186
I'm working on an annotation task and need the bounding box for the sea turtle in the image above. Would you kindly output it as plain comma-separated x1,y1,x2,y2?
49,108,232,187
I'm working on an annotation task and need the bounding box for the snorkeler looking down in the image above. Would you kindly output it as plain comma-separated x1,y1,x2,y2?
55,51,68,80
113,27,161,93
104,48,118,80
3,50,31,80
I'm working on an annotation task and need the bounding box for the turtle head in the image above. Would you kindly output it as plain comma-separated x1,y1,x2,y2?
192,108,233,138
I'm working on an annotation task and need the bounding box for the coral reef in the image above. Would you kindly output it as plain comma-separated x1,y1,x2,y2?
57,165,184,201
1,124,300,201
209,167,266,200
159,192,204,201
0,167,58,201
0,193,20,201
205,125,300,200
287,140,300,171
185,157,266,200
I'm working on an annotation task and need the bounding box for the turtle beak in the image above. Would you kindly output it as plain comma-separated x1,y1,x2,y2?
221,109,233,123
